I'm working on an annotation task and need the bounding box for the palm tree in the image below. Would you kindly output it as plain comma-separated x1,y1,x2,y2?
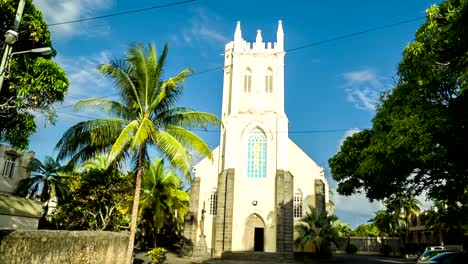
55,43,219,263
370,209,398,236
15,156,69,217
295,205,339,256
138,158,189,249
421,201,450,245
82,155,112,171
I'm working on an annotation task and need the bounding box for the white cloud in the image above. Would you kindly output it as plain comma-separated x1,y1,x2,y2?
343,69,391,111
333,191,383,217
53,51,117,115
173,8,228,46
35,0,113,38
337,128,361,151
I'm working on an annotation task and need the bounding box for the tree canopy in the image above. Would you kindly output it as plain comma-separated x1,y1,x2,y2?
0,0,69,149
329,0,468,209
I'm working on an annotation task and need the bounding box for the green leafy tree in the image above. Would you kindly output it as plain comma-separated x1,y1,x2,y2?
351,223,382,237
0,0,69,149
15,156,68,217
295,206,339,256
329,0,468,215
52,166,133,231
137,158,189,249
55,43,219,263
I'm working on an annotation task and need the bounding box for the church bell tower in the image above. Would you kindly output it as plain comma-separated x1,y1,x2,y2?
213,21,293,255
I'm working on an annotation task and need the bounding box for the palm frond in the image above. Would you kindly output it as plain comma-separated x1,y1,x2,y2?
157,109,220,130
130,117,156,149
98,61,143,113
126,43,153,108
55,118,126,164
164,125,212,159
108,120,140,163
75,98,130,119
152,68,192,112
151,130,191,180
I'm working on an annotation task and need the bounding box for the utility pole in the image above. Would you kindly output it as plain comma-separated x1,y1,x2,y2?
0,0,26,93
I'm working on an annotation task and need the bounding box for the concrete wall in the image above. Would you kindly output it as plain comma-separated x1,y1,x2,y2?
0,214,38,230
0,230,129,264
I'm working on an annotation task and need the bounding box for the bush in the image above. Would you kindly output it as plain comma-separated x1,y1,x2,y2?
147,247,168,264
345,243,358,254
381,244,392,256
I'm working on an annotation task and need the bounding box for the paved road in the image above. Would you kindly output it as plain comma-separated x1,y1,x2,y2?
135,252,418,264
333,254,416,264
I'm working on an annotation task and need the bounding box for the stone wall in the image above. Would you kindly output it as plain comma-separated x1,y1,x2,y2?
0,230,129,264
275,170,293,256
214,168,235,256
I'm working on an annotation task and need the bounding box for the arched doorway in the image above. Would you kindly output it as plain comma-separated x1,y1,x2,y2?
244,213,265,251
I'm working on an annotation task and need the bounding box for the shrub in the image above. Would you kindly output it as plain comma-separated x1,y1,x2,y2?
381,244,392,256
147,247,168,264
345,243,358,254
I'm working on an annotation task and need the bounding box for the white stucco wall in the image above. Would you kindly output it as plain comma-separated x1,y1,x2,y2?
194,146,220,252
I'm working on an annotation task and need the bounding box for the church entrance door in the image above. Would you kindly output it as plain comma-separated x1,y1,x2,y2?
244,214,265,251
254,227,264,251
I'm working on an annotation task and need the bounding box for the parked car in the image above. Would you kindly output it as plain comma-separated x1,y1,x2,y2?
417,252,468,264
416,249,453,263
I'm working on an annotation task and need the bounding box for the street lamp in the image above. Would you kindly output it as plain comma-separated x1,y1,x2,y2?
0,44,52,92
11,47,52,56
0,0,25,93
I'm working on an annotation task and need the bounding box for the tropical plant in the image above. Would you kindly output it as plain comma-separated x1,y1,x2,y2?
147,247,167,264
370,210,398,237
52,166,133,231
55,43,219,263
295,206,339,256
15,156,69,217
334,221,353,237
1,0,69,149
345,243,358,254
137,158,189,249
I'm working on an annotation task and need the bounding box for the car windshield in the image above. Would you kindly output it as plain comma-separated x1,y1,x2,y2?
418,250,451,262
428,252,457,262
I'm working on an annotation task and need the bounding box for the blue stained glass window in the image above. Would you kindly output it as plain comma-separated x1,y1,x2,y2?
247,132,267,178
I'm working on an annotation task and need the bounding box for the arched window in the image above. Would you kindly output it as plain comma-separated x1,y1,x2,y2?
244,68,252,93
293,190,303,218
247,132,267,178
265,68,273,93
209,188,217,215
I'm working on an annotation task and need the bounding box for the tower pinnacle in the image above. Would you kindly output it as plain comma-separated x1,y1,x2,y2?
234,21,242,41
276,20,284,50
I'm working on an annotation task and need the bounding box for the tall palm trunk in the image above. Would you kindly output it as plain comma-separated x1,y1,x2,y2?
126,147,145,264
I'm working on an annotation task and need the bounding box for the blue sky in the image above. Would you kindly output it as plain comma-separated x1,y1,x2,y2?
28,0,440,228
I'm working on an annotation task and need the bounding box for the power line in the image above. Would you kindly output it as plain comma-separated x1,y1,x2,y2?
48,0,200,27
57,111,369,134
287,16,426,52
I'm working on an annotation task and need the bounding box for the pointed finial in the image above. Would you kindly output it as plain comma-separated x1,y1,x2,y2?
276,20,284,50
234,21,242,40
277,20,284,36
256,29,263,43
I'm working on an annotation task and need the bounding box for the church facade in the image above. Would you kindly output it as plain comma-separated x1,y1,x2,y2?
184,21,330,256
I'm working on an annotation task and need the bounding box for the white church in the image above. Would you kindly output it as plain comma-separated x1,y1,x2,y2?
184,21,330,256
